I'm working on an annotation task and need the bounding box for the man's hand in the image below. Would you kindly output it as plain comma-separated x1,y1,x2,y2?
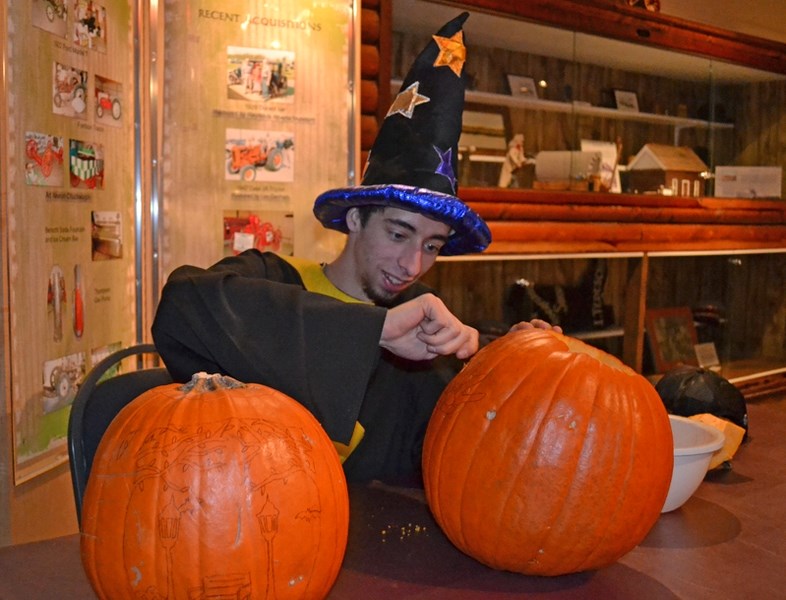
508,319,563,334
380,293,479,361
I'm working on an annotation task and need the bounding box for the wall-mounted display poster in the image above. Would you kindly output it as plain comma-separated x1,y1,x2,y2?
4,0,136,483
160,0,358,277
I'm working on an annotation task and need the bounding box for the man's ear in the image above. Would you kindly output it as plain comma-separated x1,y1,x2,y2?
346,207,362,232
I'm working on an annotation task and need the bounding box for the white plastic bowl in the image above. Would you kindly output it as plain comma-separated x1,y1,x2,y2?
661,414,725,513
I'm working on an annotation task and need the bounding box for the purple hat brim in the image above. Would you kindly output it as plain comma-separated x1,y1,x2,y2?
313,184,491,256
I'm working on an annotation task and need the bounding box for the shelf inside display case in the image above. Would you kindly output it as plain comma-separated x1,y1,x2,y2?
572,325,625,341
392,80,735,146
464,90,735,147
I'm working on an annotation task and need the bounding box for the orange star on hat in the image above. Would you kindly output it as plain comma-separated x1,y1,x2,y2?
433,30,466,77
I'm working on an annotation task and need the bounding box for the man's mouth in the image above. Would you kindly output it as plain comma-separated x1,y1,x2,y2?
382,272,411,292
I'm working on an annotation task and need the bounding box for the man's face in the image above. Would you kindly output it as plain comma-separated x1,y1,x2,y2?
347,207,451,305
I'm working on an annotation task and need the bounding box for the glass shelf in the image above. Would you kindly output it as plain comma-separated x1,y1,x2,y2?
396,79,735,146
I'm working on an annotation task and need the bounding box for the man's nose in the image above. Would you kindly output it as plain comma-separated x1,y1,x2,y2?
398,247,423,278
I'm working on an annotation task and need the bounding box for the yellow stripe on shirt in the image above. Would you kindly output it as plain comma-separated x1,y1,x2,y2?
280,255,367,304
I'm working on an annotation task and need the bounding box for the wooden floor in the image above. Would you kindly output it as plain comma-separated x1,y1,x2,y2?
617,392,786,599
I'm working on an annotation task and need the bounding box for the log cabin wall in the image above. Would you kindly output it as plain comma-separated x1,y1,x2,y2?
360,0,392,166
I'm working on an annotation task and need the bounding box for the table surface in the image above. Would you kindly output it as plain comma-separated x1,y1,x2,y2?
2,395,785,600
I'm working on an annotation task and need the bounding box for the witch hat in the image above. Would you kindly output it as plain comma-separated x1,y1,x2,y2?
313,12,491,255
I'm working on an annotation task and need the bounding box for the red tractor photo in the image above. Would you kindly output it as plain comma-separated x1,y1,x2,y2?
95,90,121,120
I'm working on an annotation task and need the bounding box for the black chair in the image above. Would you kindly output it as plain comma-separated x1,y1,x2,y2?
67,343,172,526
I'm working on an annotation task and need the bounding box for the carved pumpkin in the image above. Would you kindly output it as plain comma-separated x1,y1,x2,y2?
80,373,349,599
423,329,673,576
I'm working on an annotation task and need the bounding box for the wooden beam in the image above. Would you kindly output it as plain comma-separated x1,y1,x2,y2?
429,0,786,75
622,255,647,372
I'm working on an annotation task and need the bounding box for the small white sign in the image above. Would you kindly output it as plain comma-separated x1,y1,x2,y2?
715,166,782,199
694,342,721,369
581,139,621,193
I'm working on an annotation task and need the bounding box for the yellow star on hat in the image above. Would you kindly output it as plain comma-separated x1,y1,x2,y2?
432,30,466,77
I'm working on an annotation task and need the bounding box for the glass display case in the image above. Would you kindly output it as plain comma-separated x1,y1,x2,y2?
391,0,786,393
646,250,786,392
392,0,786,198
422,250,786,396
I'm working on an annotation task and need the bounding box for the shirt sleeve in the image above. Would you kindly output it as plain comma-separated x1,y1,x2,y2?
151,250,387,444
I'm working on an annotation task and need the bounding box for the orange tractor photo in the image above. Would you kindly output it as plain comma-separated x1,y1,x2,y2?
226,139,293,181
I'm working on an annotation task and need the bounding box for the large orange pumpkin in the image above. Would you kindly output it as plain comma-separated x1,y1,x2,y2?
423,329,673,576
81,373,349,599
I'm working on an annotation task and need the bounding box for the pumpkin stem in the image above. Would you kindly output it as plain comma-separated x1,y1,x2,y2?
179,372,246,392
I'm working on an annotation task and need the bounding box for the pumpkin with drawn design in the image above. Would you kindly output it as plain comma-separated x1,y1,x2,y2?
423,329,673,576
80,373,348,600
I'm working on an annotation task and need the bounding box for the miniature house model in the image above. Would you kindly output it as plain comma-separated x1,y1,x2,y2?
627,143,709,197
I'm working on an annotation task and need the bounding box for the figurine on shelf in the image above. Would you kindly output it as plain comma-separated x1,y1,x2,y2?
498,133,533,188
603,136,623,193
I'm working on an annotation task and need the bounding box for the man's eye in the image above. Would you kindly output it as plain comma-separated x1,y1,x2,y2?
424,243,443,254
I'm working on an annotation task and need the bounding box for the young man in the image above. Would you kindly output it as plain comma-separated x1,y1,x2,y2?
152,13,552,484
152,205,479,485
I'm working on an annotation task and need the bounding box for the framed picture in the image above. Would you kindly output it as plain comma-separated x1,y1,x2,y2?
695,341,721,370
613,89,639,112
506,74,538,99
645,307,699,373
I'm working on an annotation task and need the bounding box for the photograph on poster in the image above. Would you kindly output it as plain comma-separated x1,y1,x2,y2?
41,352,86,415
31,0,67,37
69,139,104,189
72,0,108,52
47,265,68,342
223,210,294,257
226,45,295,103
15,351,85,464
24,132,65,187
53,62,88,119
94,75,123,126
225,128,295,183
91,211,123,260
